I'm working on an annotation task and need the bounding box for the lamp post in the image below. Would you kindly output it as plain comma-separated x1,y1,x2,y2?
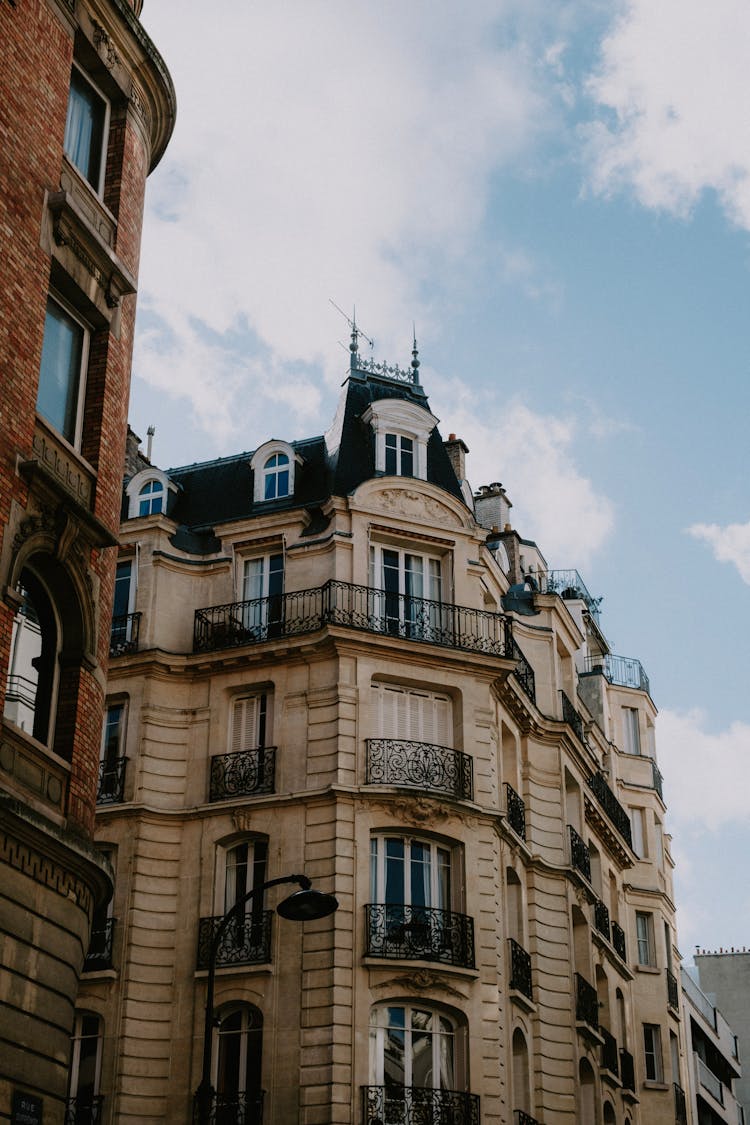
195,873,338,1124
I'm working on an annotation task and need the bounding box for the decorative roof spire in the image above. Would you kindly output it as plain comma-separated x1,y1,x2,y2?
350,310,359,368
411,325,420,379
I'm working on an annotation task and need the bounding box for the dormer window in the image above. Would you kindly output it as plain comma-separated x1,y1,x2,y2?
385,433,413,476
250,441,299,504
125,469,176,520
264,453,290,500
138,479,164,516
362,399,439,482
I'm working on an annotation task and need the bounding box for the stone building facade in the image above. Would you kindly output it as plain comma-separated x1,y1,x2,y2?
90,341,690,1124
0,1,174,1120
681,967,743,1125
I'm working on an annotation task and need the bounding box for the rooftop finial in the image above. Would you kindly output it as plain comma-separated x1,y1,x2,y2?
411,324,420,377
350,306,359,359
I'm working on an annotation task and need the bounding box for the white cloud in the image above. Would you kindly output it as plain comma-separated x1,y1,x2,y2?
657,707,750,831
584,0,750,228
688,520,750,584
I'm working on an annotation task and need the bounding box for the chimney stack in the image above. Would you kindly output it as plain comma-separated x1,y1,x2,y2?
444,433,469,483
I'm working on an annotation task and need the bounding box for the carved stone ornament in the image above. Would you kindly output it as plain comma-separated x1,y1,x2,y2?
373,970,466,1000
377,488,462,528
233,811,255,833
12,505,58,554
362,792,479,829
92,20,120,69
129,81,151,129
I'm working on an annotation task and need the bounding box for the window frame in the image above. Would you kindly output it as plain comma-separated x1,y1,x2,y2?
643,1023,663,1082
229,691,270,754
250,441,298,503
3,568,60,747
211,1003,263,1104
100,700,127,770
369,832,459,913
369,1003,461,1091
362,398,438,483
138,479,165,517
36,293,90,451
622,706,642,756
64,61,110,196
263,452,290,500
372,682,453,748
635,911,655,967
68,1011,103,1109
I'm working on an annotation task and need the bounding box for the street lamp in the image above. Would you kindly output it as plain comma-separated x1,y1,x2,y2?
195,873,338,1124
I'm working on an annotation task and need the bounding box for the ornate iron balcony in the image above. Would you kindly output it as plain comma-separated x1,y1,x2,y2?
541,569,602,622
84,917,115,972
583,653,650,694
619,1048,635,1092
667,968,679,1010
97,757,127,804
365,904,475,969
575,972,599,1031
601,1027,619,1075
652,759,664,800
587,772,633,849
209,747,276,802
515,1114,541,1125
508,937,533,1000
594,898,610,941
366,738,473,801
110,612,141,656
191,1090,264,1124
194,581,513,660
197,911,272,969
611,920,626,962
674,1082,688,1125
505,783,526,841
560,690,586,745
510,639,536,704
64,1097,104,1125
568,825,591,882
362,1086,480,1125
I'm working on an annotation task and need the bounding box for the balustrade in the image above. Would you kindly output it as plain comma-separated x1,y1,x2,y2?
587,772,633,848
594,898,610,940
362,1086,480,1125
209,747,276,801
601,1027,619,1075
505,783,526,841
575,972,599,1031
568,825,591,882
191,1090,264,1124
97,757,127,804
64,1098,104,1125
365,904,475,969
197,911,272,969
83,917,115,972
611,920,627,961
110,612,141,656
366,738,472,801
508,937,533,1000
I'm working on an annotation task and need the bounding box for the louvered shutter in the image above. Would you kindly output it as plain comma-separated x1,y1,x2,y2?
231,696,261,752
374,685,452,746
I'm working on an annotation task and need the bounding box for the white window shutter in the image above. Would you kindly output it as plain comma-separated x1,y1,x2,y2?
231,697,259,752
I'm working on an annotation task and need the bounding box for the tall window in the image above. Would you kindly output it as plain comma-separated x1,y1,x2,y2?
384,433,414,476
64,65,108,192
225,840,268,921
263,453,290,500
643,1024,663,1082
36,297,88,448
213,1004,263,1124
622,707,641,755
372,684,452,747
242,554,284,638
67,1012,103,1118
369,544,443,639
138,479,164,516
230,694,268,753
631,808,646,858
3,570,56,744
369,1005,456,1091
370,836,451,914
636,912,655,966
98,702,126,803
110,560,135,652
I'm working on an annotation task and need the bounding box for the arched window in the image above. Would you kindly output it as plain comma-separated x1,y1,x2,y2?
138,478,164,516
370,1004,455,1090
67,1011,103,1121
3,569,57,744
578,1057,597,1125
512,1028,531,1116
263,453,290,500
206,840,271,968
603,1101,617,1124
213,1004,263,1123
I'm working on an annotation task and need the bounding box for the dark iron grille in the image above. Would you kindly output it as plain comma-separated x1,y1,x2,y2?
97,756,127,804
575,972,599,1031
515,1114,541,1125
366,739,473,801
194,580,513,659
64,1097,104,1125
197,911,272,969
587,772,633,848
110,612,141,656
560,690,586,745
505,783,526,841
192,1090,264,1125
84,917,115,971
594,898,610,940
568,825,591,882
600,1027,619,1075
674,1083,688,1125
541,569,601,622
583,653,650,694
619,1049,635,1092
508,937,533,1000
651,760,664,800
667,968,679,1010
510,639,536,704
611,920,626,961
362,1086,480,1125
209,747,276,801
365,904,475,969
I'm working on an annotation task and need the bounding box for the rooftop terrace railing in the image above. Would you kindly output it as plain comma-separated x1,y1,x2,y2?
540,570,602,622
583,652,650,694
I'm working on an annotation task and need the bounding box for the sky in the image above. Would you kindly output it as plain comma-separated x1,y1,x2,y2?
133,0,750,963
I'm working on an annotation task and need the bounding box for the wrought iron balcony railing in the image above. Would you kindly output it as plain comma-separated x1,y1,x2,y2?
83,917,115,972
362,1086,480,1125
575,972,599,1031
667,968,679,1010
541,569,602,622
510,639,536,704
110,612,141,656
366,738,473,801
365,904,475,969
611,920,627,962
568,825,591,882
652,759,664,800
560,690,586,745
197,911,272,969
191,1090,264,1125
601,1027,619,1075
209,747,276,802
194,581,513,659
505,783,526,841
97,757,127,804
515,1114,541,1125
594,898,610,941
583,653,650,694
64,1097,104,1125
587,772,633,849
619,1048,635,1092
674,1082,688,1125
508,937,533,1000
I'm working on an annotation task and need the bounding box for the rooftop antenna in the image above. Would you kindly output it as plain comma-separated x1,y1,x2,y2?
329,299,374,359
146,425,155,461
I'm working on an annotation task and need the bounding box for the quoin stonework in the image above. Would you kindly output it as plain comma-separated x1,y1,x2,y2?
0,0,174,1120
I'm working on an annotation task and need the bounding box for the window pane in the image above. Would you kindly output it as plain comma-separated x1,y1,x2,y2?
37,299,84,444
385,434,397,475
64,68,105,188
400,436,414,476
102,704,123,767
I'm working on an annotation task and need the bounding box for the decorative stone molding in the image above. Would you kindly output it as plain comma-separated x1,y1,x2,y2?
377,488,463,528
362,793,479,829
92,20,121,69
372,970,467,1000
0,829,93,916
129,80,151,129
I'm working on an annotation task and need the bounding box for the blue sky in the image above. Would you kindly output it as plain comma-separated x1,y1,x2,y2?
133,0,750,960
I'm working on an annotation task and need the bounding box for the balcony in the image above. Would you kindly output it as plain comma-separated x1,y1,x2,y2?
110,612,141,657
594,898,610,941
510,639,536,704
587,772,633,849
362,1086,480,1125
366,739,473,801
194,581,513,660
83,917,115,972
192,1090,264,1124
541,569,601,623
652,759,664,800
575,972,599,1032
619,1049,635,1093
696,1055,725,1106
365,904,475,969
197,912,272,969
674,1082,688,1125
568,825,592,882
667,968,679,1010
583,653,650,695
64,1098,104,1125
560,690,586,745
601,1027,619,1076
508,937,533,1001
515,1114,541,1125
611,920,627,962
209,747,276,802
505,783,527,841
97,757,127,804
